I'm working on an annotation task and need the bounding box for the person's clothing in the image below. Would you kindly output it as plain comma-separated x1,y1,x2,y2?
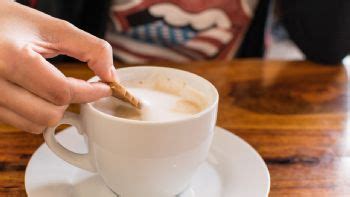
17,0,110,38
17,0,350,64
105,0,259,62
279,0,350,64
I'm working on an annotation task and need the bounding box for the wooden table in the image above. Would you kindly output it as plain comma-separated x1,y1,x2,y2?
0,59,349,196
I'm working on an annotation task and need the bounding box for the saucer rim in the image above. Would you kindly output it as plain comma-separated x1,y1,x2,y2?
25,126,270,196
215,127,270,196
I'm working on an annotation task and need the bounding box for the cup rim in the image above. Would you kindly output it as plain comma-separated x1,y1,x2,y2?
84,66,219,125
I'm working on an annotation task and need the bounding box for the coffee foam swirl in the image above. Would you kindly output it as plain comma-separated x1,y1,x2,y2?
125,73,208,114
94,73,208,121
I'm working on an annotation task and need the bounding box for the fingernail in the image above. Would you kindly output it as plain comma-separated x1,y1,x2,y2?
110,67,119,82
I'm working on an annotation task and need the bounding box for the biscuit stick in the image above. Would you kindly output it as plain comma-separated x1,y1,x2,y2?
105,81,142,109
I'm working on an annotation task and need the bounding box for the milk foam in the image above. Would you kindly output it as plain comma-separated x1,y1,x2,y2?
93,88,204,121
129,87,199,121
93,74,208,122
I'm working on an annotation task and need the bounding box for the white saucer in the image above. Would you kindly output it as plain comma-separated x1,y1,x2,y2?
25,126,270,197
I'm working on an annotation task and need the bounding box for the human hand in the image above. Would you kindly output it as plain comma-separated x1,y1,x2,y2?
0,1,116,133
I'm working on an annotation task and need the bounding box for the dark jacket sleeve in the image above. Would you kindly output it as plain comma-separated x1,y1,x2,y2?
236,0,271,58
18,0,111,62
36,0,110,38
17,0,111,38
279,0,350,64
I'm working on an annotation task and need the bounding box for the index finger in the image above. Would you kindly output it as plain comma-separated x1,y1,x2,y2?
47,20,117,82
4,47,111,106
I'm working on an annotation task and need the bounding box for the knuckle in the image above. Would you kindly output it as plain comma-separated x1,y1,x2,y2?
45,107,65,126
96,39,112,55
50,84,71,106
6,45,39,76
57,19,75,31
19,45,43,68
26,124,45,134
21,44,38,59
0,44,18,76
51,19,76,40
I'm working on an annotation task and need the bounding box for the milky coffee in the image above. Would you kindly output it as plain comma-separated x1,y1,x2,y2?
93,74,208,121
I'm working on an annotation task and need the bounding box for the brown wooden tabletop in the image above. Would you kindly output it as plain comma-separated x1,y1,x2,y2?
0,59,349,196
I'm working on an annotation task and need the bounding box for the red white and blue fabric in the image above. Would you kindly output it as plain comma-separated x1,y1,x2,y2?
106,0,257,63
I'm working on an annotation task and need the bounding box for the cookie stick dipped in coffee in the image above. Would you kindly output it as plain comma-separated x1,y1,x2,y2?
105,81,142,109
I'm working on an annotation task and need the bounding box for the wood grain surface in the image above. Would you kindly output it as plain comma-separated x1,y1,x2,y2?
0,59,349,196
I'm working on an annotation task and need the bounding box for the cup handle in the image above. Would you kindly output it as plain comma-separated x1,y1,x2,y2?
43,112,96,172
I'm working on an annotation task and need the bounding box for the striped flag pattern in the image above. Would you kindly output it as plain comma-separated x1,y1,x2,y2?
107,20,234,63
122,21,196,45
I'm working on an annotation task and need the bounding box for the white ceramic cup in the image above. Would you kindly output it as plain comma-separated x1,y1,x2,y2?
43,66,219,197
